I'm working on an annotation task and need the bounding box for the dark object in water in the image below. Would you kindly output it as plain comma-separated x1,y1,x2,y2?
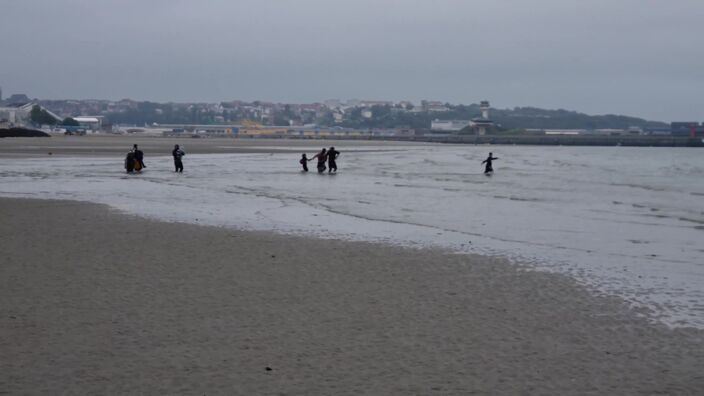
300,154,309,172
125,151,136,173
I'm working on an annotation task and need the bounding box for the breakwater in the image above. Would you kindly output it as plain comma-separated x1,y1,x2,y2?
419,135,703,147
310,135,704,147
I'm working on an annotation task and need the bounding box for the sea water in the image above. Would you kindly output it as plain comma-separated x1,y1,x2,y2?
1,144,702,327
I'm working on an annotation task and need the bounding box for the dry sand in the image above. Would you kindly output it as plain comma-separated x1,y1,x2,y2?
1,198,703,395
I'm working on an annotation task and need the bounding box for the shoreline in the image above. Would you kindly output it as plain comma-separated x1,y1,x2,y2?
0,135,429,158
1,135,702,160
1,197,703,394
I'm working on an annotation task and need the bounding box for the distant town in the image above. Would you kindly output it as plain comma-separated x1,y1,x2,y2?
1,87,702,140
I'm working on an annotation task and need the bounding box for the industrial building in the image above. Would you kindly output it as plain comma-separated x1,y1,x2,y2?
670,122,703,137
0,103,34,126
0,102,60,127
74,116,106,132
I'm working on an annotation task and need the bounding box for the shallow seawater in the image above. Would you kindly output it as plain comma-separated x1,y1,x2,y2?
1,144,703,327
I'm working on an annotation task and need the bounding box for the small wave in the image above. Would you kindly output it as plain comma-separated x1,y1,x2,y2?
643,213,669,219
493,195,543,202
661,165,704,176
629,203,661,213
393,183,425,189
679,217,704,225
609,183,667,192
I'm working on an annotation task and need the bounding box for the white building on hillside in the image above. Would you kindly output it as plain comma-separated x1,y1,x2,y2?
74,116,106,132
431,119,471,131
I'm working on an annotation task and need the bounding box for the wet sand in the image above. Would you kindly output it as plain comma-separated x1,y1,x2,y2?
1,198,703,395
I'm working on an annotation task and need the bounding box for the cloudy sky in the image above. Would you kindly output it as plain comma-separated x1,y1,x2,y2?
1,0,702,121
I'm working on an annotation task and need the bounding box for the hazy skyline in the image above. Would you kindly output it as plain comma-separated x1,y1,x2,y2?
1,0,703,121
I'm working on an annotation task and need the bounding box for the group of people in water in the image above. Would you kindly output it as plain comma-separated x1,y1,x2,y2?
301,146,340,173
124,144,341,175
125,143,498,176
124,144,185,173
124,144,146,173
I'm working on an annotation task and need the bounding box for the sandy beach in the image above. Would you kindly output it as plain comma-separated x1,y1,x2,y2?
1,197,703,395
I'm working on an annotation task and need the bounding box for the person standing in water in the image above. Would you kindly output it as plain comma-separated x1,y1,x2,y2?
482,152,498,174
311,148,327,173
133,144,146,170
299,153,309,172
327,146,340,173
172,144,185,173
124,150,135,173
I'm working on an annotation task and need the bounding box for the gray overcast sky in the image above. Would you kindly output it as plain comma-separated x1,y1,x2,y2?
1,0,702,121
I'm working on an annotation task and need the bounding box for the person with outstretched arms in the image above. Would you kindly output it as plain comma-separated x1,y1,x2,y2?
482,152,498,174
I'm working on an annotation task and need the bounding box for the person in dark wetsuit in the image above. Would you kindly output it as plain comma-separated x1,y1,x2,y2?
300,153,309,172
133,144,146,169
327,146,339,173
124,151,135,173
172,144,185,172
481,152,498,174
311,148,327,173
